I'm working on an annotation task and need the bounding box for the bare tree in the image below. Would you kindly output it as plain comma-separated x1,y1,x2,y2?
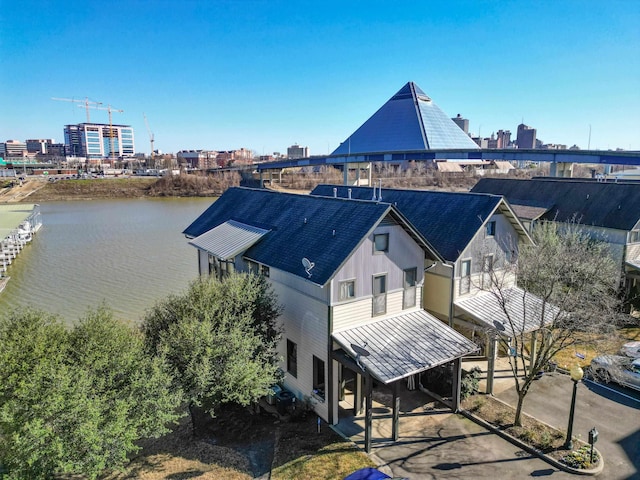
478,221,623,426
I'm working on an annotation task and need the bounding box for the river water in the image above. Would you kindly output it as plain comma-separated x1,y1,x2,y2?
0,198,214,324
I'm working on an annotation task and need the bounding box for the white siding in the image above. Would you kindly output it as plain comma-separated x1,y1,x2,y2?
270,274,330,421
332,288,423,333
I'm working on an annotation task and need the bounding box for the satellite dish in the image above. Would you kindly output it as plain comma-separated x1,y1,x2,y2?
351,342,370,372
351,343,370,357
493,320,506,332
302,257,315,277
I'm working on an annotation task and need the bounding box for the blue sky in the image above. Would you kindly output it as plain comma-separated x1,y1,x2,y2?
1,1,638,155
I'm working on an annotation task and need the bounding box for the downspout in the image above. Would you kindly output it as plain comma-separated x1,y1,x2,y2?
446,261,455,328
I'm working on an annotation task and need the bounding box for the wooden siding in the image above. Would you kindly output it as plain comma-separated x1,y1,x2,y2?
330,222,424,304
628,243,640,262
332,288,422,333
423,271,451,319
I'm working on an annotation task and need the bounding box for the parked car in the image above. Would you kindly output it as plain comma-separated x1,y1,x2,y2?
589,355,640,391
621,341,640,358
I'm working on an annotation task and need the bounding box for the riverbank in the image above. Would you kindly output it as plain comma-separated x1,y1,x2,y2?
1,173,241,203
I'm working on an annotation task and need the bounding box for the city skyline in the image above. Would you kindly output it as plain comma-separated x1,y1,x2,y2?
1,1,638,155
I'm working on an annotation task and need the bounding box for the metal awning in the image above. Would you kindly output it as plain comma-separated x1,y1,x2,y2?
188,220,270,260
332,310,478,384
626,259,640,271
455,287,561,335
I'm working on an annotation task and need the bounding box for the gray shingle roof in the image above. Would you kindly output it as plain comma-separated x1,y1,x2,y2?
332,309,479,384
311,185,504,262
183,188,435,286
455,287,561,335
471,178,640,231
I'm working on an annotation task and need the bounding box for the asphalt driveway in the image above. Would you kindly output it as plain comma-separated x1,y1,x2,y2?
496,371,640,480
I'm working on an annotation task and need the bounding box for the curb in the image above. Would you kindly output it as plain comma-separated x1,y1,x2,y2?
460,408,604,476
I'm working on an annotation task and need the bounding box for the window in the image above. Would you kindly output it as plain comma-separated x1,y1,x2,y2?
313,356,325,400
261,265,270,277
460,259,471,294
373,233,389,253
339,279,355,301
372,274,387,316
486,221,496,237
403,267,417,309
287,339,297,377
630,230,640,243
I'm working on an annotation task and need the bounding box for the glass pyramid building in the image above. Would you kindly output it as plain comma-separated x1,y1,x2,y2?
332,82,479,155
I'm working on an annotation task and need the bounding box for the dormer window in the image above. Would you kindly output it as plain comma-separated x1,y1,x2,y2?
374,233,389,253
486,221,496,237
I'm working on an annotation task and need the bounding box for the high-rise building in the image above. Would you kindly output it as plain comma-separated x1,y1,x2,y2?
516,124,536,149
451,114,469,134
287,144,309,159
64,123,135,160
496,130,511,149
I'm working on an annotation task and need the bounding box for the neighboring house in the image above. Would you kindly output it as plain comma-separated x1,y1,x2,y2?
471,178,640,306
183,187,478,450
311,185,539,393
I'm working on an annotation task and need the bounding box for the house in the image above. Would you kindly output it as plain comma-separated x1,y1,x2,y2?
310,185,540,393
471,178,640,306
183,187,478,451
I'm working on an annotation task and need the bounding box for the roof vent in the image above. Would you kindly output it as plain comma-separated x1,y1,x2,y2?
372,186,377,201
332,229,336,236
348,188,352,199
333,187,337,198
304,217,307,224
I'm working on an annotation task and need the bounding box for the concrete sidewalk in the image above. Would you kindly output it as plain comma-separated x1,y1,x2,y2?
333,373,575,479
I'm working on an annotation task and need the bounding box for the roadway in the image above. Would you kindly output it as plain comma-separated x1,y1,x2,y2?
496,372,640,480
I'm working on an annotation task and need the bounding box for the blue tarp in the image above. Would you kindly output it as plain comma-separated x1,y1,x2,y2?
343,467,391,480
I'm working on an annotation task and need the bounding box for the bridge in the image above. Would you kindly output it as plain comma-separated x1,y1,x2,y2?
256,148,640,184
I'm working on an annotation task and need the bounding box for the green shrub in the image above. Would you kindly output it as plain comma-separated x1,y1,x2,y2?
562,445,599,469
460,366,482,400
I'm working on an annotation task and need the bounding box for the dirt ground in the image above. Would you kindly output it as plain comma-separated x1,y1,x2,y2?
106,403,353,479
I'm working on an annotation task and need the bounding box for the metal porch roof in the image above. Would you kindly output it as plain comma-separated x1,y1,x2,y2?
626,259,640,271
332,310,478,384
454,287,561,335
188,220,270,260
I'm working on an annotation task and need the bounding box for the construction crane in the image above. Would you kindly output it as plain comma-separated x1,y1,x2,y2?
82,103,124,165
143,113,155,167
52,97,102,123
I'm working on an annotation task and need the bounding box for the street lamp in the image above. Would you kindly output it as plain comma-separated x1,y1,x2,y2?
563,364,584,450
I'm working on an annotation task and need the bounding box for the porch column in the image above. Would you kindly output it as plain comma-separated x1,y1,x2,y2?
259,170,263,188
364,373,373,453
392,381,400,441
343,163,349,185
355,164,361,186
451,358,462,412
529,334,538,375
331,360,340,425
354,373,363,415
368,163,372,186
486,335,498,395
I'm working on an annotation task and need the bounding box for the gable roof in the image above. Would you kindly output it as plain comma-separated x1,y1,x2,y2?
183,188,440,286
471,178,640,231
310,185,519,262
331,82,479,155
